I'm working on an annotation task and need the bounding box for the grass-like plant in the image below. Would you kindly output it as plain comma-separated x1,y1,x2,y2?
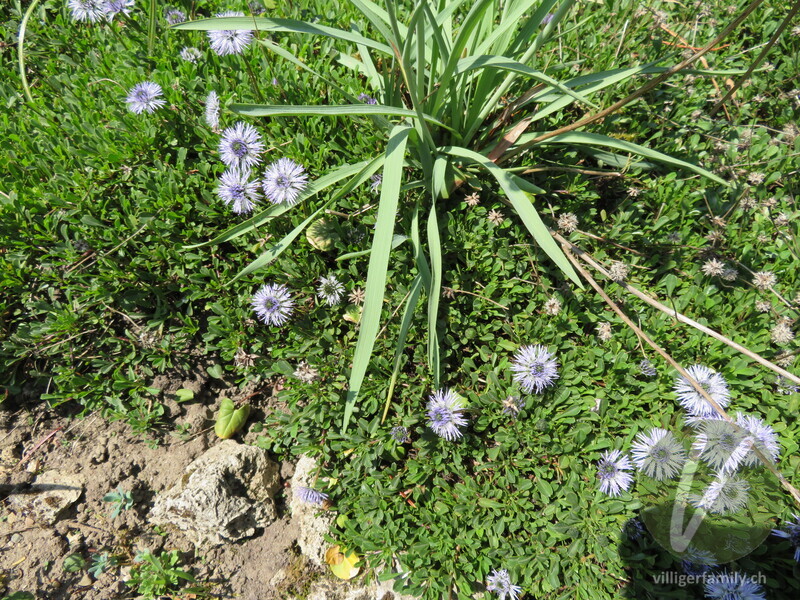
176,0,736,432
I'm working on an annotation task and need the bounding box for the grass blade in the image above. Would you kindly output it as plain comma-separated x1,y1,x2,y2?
343,125,412,433
336,234,408,261
173,17,392,55
441,146,582,287
184,160,374,249
17,0,42,104
526,131,729,186
381,273,424,423
230,103,452,131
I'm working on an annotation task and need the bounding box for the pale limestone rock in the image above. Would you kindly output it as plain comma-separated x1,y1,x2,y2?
6,470,84,525
149,440,280,547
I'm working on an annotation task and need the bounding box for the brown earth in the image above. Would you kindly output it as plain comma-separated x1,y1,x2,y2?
0,371,323,600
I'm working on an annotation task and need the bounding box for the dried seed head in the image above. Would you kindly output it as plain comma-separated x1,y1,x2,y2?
608,261,629,282
557,212,579,233
752,271,777,291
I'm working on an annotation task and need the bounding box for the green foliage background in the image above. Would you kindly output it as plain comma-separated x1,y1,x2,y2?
1,0,799,599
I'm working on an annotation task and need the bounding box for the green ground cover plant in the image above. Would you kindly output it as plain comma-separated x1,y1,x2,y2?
1,0,799,599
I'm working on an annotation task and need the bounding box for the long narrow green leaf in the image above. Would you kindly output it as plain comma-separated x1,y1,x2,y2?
382,273,424,423
184,160,373,249
257,38,350,98
343,125,412,433
336,234,408,261
17,0,41,104
521,132,730,186
230,103,452,131
173,17,392,55
230,203,332,284
431,0,495,116
441,146,582,287
426,201,442,389
455,55,599,109
349,0,402,42
147,0,156,57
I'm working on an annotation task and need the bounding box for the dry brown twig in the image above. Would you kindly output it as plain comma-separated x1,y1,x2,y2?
554,233,800,507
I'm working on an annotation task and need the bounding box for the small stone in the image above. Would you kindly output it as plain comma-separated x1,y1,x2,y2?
10,533,23,543
149,440,281,547
78,573,93,586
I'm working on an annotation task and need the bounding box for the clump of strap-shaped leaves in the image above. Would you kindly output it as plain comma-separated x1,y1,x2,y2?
177,0,730,432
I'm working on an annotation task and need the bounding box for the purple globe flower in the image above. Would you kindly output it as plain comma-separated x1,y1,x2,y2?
251,283,294,326
296,486,328,506
486,568,521,600
262,158,309,206
205,90,220,131
218,122,264,169
426,389,467,441
216,168,261,214
510,344,559,393
596,449,634,496
103,0,134,20
164,7,186,25
674,364,730,421
68,0,106,22
125,82,166,114
208,11,254,56
704,571,766,600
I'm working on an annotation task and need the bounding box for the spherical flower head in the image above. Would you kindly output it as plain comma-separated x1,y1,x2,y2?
249,1,266,15
639,359,657,378
674,364,730,420
262,158,309,206
293,362,319,384
357,93,377,104
596,449,634,497
691,474,750,515
486,568,521,600
681,545,718,575
317,274,345,306
721,267,738,282
557,212,578,233
770,319,795,345
734,413,780,467
219,122,264,169
608,260,628,282
630,428,686,481
390,426,409,443
511,344,559,394
180,47,203,63
501,395,525,417
772,514,800,562
543,297,561,316
205,90,220,131
69,0,106,22
596,322,612,342
103,0,134,20
692,419,751,474
752,271,776,290
295,486,328,506
624,517,645,541
216,168,261,214
125,81,166,114
251,283,294,326
702,258,726,277
208,11,254,56
370,173,382,193
426,389,468,441
704,571,766,600
164,7,186,25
